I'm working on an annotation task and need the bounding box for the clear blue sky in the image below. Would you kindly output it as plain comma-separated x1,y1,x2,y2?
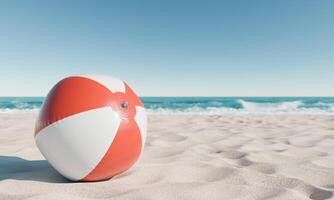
0,0,333,96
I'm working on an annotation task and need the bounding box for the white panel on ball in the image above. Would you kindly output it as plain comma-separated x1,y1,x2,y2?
35,107,121,180
135,106,147,152
80,74,126,93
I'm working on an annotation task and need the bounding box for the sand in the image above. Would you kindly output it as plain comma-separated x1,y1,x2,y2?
0,112,334,200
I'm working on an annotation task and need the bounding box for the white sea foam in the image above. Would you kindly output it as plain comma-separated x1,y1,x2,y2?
146,99,334,115
146,106,333,115
0,108,40,114
237,99,304,112
330,104,334,112
1,100,333,115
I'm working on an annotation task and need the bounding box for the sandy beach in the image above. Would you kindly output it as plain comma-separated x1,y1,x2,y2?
0,112,334,200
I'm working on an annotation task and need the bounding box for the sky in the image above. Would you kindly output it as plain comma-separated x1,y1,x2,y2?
0,0,333,97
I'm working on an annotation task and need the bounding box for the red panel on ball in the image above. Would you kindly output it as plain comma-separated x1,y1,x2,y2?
81,119,142,181
81,83,144,181
35,76,114,135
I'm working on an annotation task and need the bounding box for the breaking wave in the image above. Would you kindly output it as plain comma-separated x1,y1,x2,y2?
237,100,304,112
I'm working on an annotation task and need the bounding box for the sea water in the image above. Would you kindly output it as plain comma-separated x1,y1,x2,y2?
1,97,334,114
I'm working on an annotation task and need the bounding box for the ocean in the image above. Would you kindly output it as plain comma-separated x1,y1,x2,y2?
0,97,334,114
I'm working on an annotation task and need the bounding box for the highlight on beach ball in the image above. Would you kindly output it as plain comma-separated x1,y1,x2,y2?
34,75,147,181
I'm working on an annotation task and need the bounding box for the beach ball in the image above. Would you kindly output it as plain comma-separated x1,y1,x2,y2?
34,75,147,181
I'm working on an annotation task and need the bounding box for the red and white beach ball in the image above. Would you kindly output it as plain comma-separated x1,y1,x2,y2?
34,75,147,181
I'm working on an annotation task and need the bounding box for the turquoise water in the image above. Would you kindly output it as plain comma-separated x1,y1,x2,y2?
0,97,334,114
